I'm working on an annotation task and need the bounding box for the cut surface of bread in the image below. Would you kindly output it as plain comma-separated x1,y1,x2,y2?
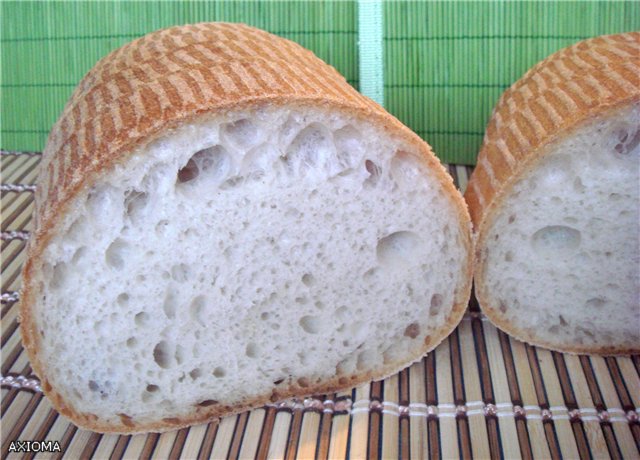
20,23,472,433
465,33,640,355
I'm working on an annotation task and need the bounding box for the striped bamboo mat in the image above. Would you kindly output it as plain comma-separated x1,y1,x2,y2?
1,152,639,459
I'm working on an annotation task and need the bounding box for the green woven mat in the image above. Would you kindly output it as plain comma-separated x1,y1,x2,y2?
1,1,638,164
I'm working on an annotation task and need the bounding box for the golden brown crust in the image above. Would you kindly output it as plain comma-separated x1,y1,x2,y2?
465,32,640,356
20,22,473,433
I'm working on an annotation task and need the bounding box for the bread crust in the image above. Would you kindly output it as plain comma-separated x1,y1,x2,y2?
20,22,473,433
465,32,640,355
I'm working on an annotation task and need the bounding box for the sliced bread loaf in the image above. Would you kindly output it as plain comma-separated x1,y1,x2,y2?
465,32,640,355
20,23,473,433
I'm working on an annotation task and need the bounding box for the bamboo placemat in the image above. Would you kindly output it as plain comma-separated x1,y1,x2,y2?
1,152,639,459
3,1,639,165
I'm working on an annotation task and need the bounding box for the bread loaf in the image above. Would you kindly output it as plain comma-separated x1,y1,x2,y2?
465,32,639,355
20,23,473,433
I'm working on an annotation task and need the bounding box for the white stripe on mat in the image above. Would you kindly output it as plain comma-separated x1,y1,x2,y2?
358,0,384,106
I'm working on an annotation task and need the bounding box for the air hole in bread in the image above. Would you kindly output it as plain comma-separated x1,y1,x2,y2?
71,246,87,265
559,315,568,327
336,306,348,320
124,189,149,221
67,217,87,241
50,262,68,289
284,123,334,175
613,126,640,155
531,225,581,255
153,341,172,369
573,177,585,192
162,292,176,318
376,231,423,268
220,174,244,190
297,377,310,388
213,367,226,378
362,267,378,280
364,159,382,187
404,322,420,339
383,342,403,365
299,315,321,334
189,295,206,325
349,321,366,340
356,349,376,371
505,251,514,262
155,219,169,237
171,263,191,282
116,292,129,306
508,215,516,224
177,146,231,185
222,118,260,149
301,273,315,286
245,343,259,358
126,337,137,348
105,239,129,270
175,345,185,365
197,399,219,407
429,294,443,316
134,312,149,327
146,384,159,393
333,124,363,158
189,368,202,380
241,143,279,180
336,357,354,376
390,150,421,185
118,413,135,427
585,297,607,308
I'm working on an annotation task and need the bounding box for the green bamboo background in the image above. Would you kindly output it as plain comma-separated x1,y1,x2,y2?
1,1,638,164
